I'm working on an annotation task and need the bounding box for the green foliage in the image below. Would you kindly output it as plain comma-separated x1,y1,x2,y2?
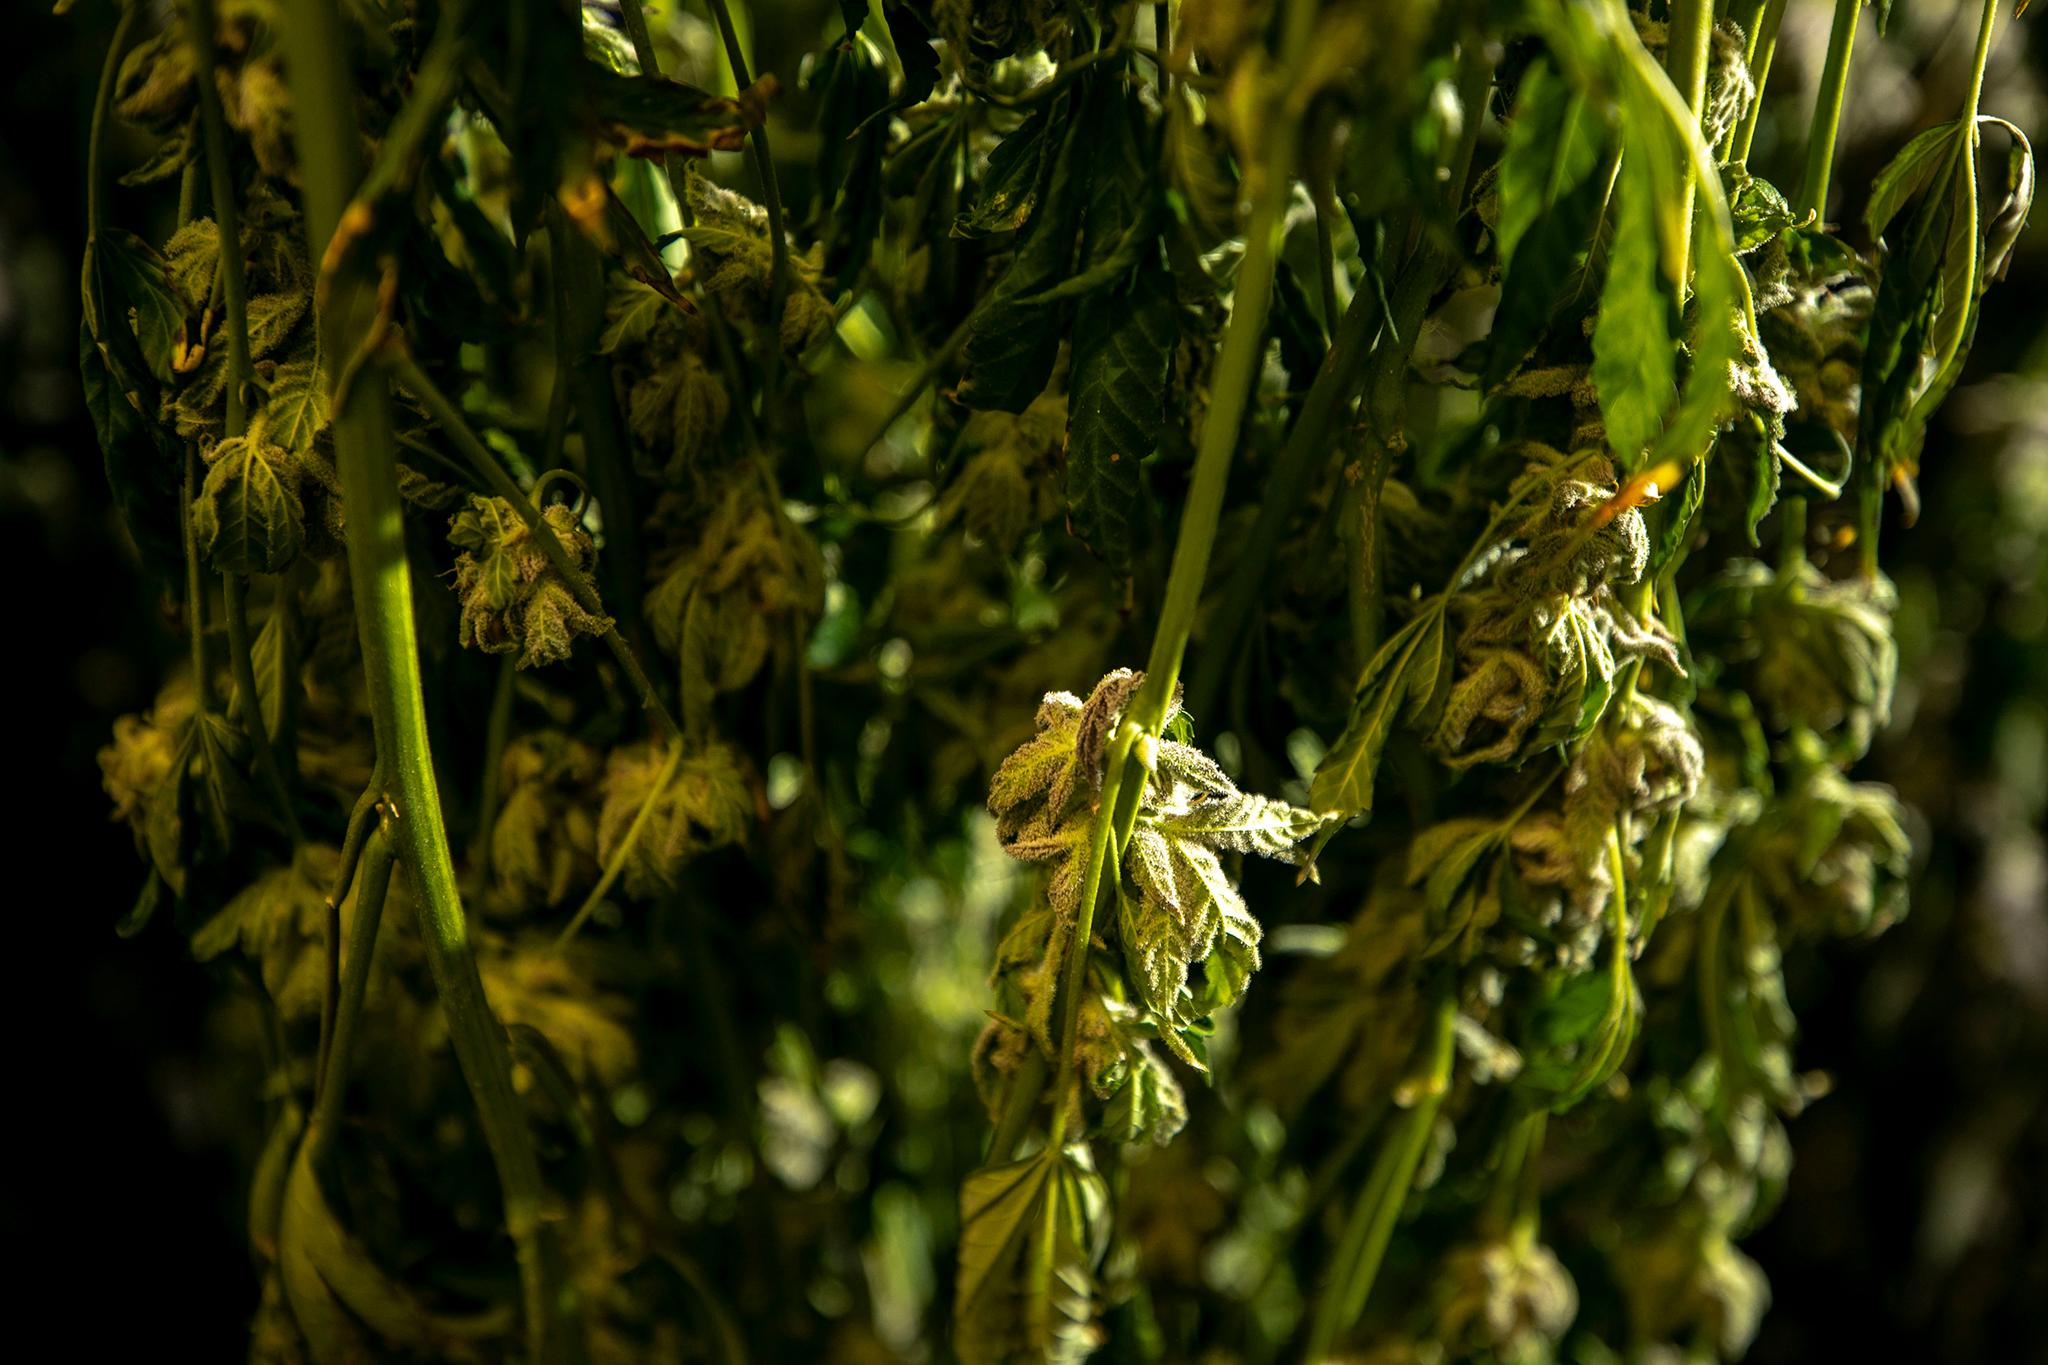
954,1144,1110,1365
75,0,2031,1361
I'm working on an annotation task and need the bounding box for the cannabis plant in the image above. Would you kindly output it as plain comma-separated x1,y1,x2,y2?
81,0,2029,1360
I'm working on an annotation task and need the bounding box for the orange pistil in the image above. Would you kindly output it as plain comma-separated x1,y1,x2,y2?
1588,460,1682,531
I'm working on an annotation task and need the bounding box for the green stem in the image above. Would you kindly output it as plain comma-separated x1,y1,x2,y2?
326,776,385,912
307,820,396,1163
1304,989,1457,1362
1663,0,1715,285
1799,0,1862,220
183,450,215,711
615,0,693,210
1043,0,1318,1153
188,0,251,436
388,351,683,743
1342,437,1392,677
224,577,301,833
1482,1107,1544,1241
554,744,684,950
86,4,139,241
193,0,303,828
850,304,977,463
282,6,574,1356
1185,270,1379,719
1730,0,1787,164
1154,2,1171,101
1308,102,1342,336
986,1049,1049,1162
1697,869,1740,1127
703,0,790,433
1778,495,1808,573
1510,1109,1547,1249
469,654,517,887
349,0,470,214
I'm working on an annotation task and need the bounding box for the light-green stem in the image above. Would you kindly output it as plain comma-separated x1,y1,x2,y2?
1799,0,1862,220
1663,0,1715,286
1303,989,1457,1361
281,6,574,1356
187,0,251,437
1963,0,2001,132
307,821,395,1162
1730,0,1788,164
703,0,791,433
1041,0,1318,1154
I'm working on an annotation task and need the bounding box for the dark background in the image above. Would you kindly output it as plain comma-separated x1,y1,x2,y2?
3,3,2041,1358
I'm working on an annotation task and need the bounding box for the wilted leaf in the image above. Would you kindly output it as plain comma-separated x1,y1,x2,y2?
956,103,1054,238
953,1144,1110,1365
1065,253,1173,570
1311,605,1450,816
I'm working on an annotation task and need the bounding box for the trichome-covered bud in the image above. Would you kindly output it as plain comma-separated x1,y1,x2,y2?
1689,560,1897,760
1433,1238,1579,1364
447,495,614,669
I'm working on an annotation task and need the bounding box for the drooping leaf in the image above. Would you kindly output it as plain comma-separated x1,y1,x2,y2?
582,62,755,157
953,1145,1110,1365
193,430,306,574
1065,252,1173,570
881,2,941,114
958,85,1095,412
1311,605,1450,816
93,227,186,384
956,103,1055,239
1486,145,1610,391
810,31,891,287
1865,120,1964,244
1496,60,1600,270
1744,437,1782,545
1592,156,1676,465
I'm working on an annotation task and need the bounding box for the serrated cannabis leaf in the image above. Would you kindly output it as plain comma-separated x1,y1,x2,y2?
953,1144,1109,1365
193,427,307,574
1311,606,1449,816
447,496,613,668
75,4,2027,1359
1065,253,1173,569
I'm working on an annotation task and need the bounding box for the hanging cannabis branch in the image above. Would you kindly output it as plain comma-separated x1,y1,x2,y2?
79,0,2029,1360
